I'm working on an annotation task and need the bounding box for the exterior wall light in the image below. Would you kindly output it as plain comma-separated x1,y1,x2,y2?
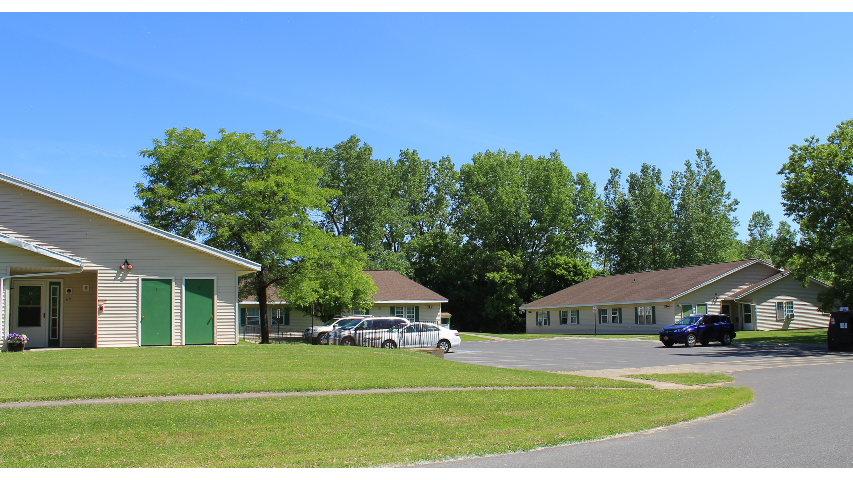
120,260,133,270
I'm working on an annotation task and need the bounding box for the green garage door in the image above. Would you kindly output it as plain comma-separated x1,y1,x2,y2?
141,279,172,346
185,279,214,345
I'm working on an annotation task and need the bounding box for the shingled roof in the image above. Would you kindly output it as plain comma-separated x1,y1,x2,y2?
522,259,773,309
366,270,447,302
241,270,447,304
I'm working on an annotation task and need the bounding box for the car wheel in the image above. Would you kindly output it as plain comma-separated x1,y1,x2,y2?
720,333,732,346
662,341,674,348
438,339,451,353
382,340,397,349
341,337,355,346
318,332,330,345
685,333,697,347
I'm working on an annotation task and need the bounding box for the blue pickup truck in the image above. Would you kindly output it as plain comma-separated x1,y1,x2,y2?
659,314,736,347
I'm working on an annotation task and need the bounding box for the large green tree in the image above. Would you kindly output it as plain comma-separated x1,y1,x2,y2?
134,128,375,343
456,150,601,331
740,210,774,264
779,119,853,310
597,165,675,274
670,149,740,266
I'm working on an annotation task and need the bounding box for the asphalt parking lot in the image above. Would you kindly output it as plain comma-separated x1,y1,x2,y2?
424,337,853,468
447,336,847,373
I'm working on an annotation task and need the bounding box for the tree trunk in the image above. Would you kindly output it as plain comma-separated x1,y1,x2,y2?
257,270,270,344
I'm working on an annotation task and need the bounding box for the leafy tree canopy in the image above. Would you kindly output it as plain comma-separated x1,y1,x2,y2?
135,128,375,342
780,119,853,310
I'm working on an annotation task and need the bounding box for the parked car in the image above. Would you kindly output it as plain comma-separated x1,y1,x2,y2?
302,315,372,345
374,322,461,353
329,316,410,347
659,314,736,347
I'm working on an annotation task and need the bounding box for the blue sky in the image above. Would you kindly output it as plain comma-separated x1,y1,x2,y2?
2,12,851,240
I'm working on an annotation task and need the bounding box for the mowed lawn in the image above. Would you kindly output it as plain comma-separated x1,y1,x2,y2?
0,343,753,467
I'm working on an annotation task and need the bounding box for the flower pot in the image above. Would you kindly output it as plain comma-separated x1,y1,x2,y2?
7,343,24,352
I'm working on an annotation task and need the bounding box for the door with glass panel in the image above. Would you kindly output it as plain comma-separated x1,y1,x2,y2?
10,280,49,348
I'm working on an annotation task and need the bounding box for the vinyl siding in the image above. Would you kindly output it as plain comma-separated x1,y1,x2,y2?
526,304,674,334
0,181,249,348
673,263,780,319
523,263,781,334
749,277,829,331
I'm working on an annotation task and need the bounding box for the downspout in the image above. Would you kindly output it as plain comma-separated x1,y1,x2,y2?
1,268,84,351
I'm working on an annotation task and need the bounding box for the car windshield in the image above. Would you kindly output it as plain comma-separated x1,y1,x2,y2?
675,315,702,325
339,319,363,329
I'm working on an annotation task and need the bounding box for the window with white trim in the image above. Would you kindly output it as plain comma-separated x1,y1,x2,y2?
394,306,416,321
536,311,550,326
271,308,283,325
776,301,794,320
636,306,654,325
571,310,579,324
599,307,621,324
245,308,260,326
560,310,568,325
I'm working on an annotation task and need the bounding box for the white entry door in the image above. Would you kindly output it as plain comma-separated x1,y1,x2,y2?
11,280,49,348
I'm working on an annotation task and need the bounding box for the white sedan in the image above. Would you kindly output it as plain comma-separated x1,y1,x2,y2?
374,322,461,353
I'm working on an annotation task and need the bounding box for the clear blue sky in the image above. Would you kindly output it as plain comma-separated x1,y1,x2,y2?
2,13,851,240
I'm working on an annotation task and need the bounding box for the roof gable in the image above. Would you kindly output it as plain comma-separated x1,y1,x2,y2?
0,172,260,271
730,270,830,299
522,259,778,309
241,270,447,304
365,270,448,302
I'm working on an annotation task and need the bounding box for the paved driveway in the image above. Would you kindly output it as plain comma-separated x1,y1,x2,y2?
424,337,853,467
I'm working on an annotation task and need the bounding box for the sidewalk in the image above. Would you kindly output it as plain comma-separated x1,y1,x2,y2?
1,368,744,410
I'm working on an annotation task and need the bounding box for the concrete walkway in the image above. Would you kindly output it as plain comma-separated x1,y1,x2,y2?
0,384,658,410
0,366,735,409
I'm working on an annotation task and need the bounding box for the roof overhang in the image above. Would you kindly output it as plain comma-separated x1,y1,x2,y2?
239,299,449,306
521,299,672,310
372,299,448,304
0,233,84,268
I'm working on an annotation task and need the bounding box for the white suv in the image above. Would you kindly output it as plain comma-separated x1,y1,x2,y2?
329,316,410,347
303,315,371,345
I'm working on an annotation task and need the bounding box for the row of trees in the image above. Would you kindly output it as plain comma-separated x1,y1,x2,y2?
133,119,853,337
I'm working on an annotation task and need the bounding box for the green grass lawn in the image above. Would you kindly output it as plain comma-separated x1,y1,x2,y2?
0,342,645,403
459,334,493,341
623,372,734,386
733,329,826,345
0,343,754,467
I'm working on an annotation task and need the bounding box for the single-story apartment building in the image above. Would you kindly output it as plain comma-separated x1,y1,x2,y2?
522,259,830,334
1,172,260,350
239,270,448,331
